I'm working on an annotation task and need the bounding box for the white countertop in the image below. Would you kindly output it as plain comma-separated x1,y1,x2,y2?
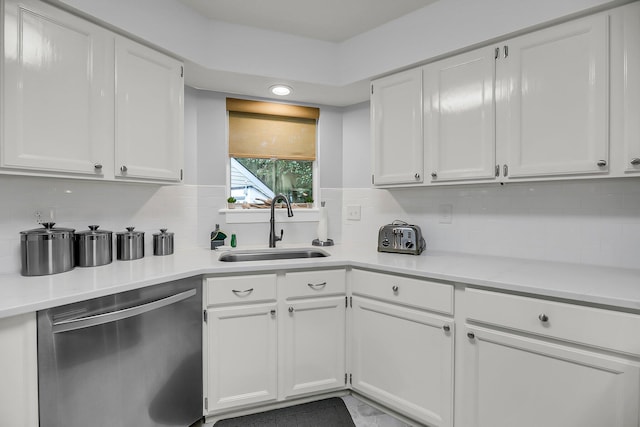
1,244,639,319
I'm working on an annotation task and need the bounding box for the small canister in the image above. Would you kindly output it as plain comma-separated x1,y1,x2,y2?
75,225,113,267
153,228,174,256
116,227,144,261
20,222,75,276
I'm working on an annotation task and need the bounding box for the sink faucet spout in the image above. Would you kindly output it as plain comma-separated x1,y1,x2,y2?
269,193,294,247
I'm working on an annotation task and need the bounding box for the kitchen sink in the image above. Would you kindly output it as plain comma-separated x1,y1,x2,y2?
218,248,329,262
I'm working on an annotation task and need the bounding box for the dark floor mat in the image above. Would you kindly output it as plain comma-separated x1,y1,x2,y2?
214,397,355,427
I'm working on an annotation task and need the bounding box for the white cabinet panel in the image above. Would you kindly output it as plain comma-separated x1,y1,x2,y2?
499,14,610,178
115,37,184,181
2,0,112,176
280,297,346,399
206,304,278,411
0,313,38,427
371,68,423,185
424,47,497,182
351,297,453,427
621,3,640,174
459,326,640,427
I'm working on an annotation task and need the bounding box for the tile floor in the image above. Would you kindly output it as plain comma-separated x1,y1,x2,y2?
200,395,412,427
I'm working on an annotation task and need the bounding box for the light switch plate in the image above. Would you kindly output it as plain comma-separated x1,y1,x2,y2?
346,205,361,221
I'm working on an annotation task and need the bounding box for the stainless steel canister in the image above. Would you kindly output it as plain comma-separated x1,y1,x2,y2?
153,228,174,256
116,227,144,261
75,225,113,267
20,222,75,276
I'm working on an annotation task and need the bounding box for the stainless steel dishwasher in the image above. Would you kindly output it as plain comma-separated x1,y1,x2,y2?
37,277,202,427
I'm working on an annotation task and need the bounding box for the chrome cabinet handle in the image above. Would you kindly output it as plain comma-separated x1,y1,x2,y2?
630,158,640,166
232,288,253,296
120,165,128,173
94,163,103,170
288,306,294,313
443,325,451,332
270,310,276,316
392,285,399,293
431,172,437,179
467,332,475,339
538,313,549,322
414,173,420,180
307,282,327,289
597,160,607,167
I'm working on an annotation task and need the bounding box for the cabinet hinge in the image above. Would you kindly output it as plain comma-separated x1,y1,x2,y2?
204,397,208,410
503,164,509,177
503,45,509,58
495,164,500,177
181,65,184,77
494,47,500,60
345,373,348,385
371,174,375,185
350,296,352,308
371,85,374,95
203,310,208,323
350,373,353,385
345,296,348,308
180,169,183,181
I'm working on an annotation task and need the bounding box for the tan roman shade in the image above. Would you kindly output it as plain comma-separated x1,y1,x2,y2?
227,98,319,161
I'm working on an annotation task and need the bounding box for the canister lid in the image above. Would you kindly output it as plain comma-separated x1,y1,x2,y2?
76,225,112,236
20,222,75,236
116,226,144,236
153,228,174,237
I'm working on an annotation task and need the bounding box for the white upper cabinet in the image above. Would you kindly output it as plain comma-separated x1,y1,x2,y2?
620,2,640,174
497,14,610,179
371,68,424,186
424,47,497,182
115,37,184,182
2,0,112,176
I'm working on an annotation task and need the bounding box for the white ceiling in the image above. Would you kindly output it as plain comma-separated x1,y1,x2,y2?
176,0,438,42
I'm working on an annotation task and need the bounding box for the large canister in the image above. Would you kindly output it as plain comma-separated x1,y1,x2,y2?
116,227,144,261
153,229,174,256
20,222,75,276
75,225,113,267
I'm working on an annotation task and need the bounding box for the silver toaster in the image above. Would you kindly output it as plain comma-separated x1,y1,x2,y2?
377,221,426,255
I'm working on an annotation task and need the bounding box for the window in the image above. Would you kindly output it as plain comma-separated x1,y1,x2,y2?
227,98,319,207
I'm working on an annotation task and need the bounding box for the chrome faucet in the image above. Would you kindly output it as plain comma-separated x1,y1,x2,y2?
269,193,294,247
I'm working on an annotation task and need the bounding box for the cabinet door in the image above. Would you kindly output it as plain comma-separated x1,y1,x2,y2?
2,0,112,176
371,68,424,185
621,3,640,174
351,297,453,427
115,37,183,181
424,47,497,182
281,297,346,399
498,14,609,178
206,304,277,412
459,326,640,427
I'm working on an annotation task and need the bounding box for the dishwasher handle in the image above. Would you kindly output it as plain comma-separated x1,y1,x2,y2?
52,288,197,334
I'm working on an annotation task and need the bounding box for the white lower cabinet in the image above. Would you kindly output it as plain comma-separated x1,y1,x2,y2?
203,269,346,418
350,269,454,427
0,313,39,427
457,288,640,427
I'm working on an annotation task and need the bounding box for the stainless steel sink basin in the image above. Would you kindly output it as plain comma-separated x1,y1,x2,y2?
218,248,329,262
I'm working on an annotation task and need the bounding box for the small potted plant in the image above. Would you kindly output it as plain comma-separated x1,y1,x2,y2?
227,196,237,209
304,197,314,208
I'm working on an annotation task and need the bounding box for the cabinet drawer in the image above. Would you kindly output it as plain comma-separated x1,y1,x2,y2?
351,269,453,315
283,269,346,299
206,274,277,306
465,288,640,356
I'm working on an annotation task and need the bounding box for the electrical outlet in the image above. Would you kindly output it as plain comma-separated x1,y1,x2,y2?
346,205,361,221
439,204,453,224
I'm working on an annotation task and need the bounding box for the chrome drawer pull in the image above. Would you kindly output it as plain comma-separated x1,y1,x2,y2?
307,282,327,289
392,285,399,293
443,325,451,332
232,288,254,296
538,313,549,322
467,332,475,339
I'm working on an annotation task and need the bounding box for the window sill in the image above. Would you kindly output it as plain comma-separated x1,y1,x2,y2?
219,208,320,224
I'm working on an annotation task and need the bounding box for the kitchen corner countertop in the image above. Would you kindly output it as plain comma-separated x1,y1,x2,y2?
1,244,639,319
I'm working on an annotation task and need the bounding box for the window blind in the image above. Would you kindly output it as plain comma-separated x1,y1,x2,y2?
227,98,319,161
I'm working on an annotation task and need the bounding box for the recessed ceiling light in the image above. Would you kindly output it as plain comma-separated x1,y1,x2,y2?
270,85,292,96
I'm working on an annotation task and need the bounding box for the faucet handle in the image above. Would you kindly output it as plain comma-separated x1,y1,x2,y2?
276,229,284,242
